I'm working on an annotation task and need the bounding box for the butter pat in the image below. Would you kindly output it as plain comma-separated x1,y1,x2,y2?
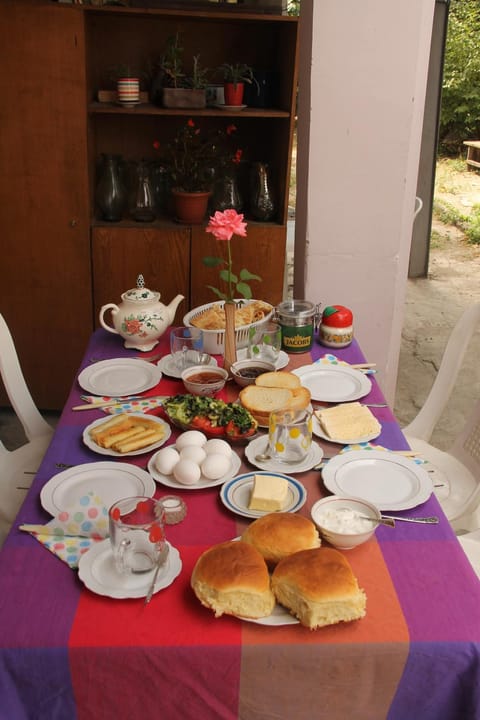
249,474,289,512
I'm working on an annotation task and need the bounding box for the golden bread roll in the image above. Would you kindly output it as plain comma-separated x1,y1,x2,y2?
191,540,275,619
254,371,301,389
241,513,320,567
271,547,367,629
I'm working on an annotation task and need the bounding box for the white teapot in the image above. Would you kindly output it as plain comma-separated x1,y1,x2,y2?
99,275,184,351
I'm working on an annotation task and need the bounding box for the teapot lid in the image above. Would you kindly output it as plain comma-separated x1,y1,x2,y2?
122,274,160,302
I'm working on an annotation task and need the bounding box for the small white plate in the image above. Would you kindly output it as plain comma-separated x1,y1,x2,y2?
78,358,162,396
40,461,156,516
215,104,247,111
240,604,299,626
148,449,241,490
312,414,382,445
83,413,171,457
236,348,289,371
78,540,182,599
157,353,218,379
220,471,307,519
293,364,372,403
245,436,324,473
322,450,433,511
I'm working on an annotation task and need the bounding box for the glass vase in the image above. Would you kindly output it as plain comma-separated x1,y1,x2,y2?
95,154,127,222
212,171,243,213
129,160,156,222
250,161,275,221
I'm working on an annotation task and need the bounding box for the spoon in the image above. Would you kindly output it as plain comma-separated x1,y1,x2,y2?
145,544,169,606
254,450,303,465
360,514,439,525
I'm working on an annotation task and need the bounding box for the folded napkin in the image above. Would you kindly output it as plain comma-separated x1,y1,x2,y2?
20,492,109,568
314,353,377,374
80,394,165,415
340,441,427,465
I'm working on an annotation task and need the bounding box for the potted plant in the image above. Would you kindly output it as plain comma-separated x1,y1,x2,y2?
154,119,242,224
153,34,210,109
109,63,140,106
218,62,258,106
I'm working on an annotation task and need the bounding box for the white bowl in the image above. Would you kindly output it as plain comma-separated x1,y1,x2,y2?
183,299,273,354
230,359,276,387
310,495,381,550
181,365,228,397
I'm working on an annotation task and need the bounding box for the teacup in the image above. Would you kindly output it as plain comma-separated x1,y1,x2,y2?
109,496,167,575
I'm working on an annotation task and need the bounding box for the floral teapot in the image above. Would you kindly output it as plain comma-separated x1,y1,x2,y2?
99,274,184,351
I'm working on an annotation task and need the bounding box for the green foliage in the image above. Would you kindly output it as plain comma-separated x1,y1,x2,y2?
439,0,480,154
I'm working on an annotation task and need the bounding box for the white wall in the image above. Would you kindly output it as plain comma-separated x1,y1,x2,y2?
295,0,436,405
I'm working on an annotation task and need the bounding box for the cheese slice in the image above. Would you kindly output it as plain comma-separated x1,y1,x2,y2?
248,474,289,512
314,401,381,440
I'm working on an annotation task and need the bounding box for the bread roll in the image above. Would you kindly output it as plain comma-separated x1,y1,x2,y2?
191,540,275,619
255,371,301,389
241,512,320,567
271,547,367,629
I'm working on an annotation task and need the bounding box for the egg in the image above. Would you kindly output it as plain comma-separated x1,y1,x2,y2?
176,430,207,450
204,438,232,458
173,458,201,485
154,446,180,475
179,445,207,465
201,453,231,480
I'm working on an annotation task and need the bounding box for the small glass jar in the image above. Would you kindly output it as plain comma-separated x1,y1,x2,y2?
319,305,354,348
157,495,187,525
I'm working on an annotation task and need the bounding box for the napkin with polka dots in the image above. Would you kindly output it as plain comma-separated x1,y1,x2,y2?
21,492,109,568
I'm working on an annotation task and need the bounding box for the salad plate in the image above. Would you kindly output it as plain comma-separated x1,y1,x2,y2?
148,449,241,490
293,364,371,402
220,471,307,519
83,413,171,457
157,353,218,379
312,413,381,445
40,461,156,516
322,450,433,511
78,540,181,599
78,358,162,396
245,436,324,473
163,395,258,442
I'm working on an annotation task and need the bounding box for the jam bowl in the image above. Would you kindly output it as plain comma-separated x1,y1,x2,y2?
230,359,276,388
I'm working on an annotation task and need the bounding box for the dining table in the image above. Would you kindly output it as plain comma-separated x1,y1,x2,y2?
1,325,480,720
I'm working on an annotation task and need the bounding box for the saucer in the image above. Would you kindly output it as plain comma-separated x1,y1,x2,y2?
157,353,217,379
245,436,324,473
78,540,182,599
215,104,247,111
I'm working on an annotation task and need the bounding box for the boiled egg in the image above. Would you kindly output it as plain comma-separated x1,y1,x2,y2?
173,458,201,485
201,453,231,480
176,430,207,450
154,446,180,475
204,438,232,458
179,445,207,465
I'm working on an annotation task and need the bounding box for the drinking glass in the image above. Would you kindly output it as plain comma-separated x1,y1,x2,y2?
170,327,204,371
109,496,167,575
248,321,281,364
268,409,313,463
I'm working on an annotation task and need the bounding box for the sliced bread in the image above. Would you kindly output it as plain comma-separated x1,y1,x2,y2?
239,385,311,424
255,371,301,389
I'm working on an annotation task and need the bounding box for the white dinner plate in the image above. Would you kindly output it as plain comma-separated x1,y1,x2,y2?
40,461,156,516
293,365,372,402
83,413,171,457
148,449,241,490
312,414,382,445
220,471,307,519
157,353,218,379
236,348,289,371
245,435,324,473
78,540,182,599
78,358,162,396
322,450,433,511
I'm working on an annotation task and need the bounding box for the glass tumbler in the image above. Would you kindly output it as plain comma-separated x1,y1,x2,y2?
170,327,204,371
109,497,167,575
268,409,313,463
248,321,281,364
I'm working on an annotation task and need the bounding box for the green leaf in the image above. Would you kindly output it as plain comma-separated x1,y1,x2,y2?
239,268,262,281
206,285,227,301
219,269,238,284
202,256,224,268
236,281,253,299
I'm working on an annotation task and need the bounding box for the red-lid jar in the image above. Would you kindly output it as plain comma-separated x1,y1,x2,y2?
319,305,353,348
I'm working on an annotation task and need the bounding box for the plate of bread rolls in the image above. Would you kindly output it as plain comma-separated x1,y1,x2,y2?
83,412,171,456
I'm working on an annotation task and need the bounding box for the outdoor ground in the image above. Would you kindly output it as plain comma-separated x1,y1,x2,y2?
393,158,480,449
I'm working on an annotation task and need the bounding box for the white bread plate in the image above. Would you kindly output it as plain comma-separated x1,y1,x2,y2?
183,299,273,355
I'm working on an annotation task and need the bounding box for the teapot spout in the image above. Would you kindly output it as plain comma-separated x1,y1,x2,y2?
167,294,185,323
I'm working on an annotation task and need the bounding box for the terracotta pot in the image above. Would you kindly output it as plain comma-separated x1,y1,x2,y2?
224,82,245,106
172,189,211,224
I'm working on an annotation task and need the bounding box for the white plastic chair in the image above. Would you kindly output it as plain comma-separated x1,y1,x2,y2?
402,303,480,534
457,529,480,580
0,314,54,547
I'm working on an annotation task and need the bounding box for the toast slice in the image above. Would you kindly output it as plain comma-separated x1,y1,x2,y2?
254,371,301,389
239,385,311,424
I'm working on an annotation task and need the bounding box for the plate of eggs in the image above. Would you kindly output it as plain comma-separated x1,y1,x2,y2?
147,430,242,490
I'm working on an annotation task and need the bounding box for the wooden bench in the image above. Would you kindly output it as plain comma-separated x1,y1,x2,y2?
464,140,480,170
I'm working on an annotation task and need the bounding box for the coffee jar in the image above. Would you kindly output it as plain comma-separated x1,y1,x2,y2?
275,300,320,353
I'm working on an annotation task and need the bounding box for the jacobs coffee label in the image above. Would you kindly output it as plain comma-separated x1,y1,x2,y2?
281,325,313,353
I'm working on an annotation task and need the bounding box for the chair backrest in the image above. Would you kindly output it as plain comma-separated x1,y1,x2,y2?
0,313,53,442
402,303,480,442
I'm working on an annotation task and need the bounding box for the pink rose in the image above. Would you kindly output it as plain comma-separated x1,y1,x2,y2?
205,209,247,241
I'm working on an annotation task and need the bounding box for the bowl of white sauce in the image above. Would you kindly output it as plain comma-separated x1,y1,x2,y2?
310,495,381,549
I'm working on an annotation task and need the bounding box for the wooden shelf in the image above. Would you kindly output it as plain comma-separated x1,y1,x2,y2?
88,101,291,118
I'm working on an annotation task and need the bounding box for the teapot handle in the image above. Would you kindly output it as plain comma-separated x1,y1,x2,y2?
99,303,120,335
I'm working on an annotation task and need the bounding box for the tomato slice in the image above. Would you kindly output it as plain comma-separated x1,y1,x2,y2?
225,420,256,440
190,415,225,436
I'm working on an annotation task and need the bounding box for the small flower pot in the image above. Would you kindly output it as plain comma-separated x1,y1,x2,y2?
172,189,211,225
223,82,245,106
117,78,140,106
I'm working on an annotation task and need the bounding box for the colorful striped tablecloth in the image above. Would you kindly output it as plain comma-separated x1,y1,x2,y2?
1,328,479,720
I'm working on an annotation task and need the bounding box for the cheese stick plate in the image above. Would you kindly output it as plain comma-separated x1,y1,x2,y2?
220,471,307,519
40,461,156,516
83,413,171,457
